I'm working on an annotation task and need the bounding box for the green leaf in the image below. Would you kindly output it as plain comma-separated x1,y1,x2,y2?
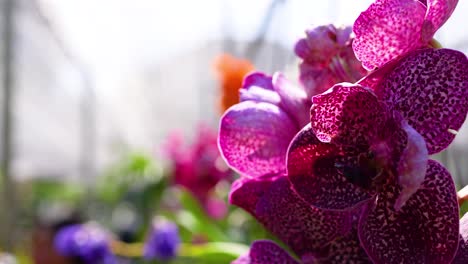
176,189,228,241
178,242,249,264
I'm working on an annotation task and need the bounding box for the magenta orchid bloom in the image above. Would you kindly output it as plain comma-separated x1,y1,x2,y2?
287,48,467,262
219,72,310,179
353,0,459,70
164,124,232,219
295,25,367,96
226,49,467,264
220,72,363,261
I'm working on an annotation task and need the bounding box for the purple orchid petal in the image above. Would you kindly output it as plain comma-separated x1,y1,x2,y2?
287,124,373,211
219,101,298,178
312,228,372,263
242,72,274,91
374,48,468,154
452,213,468,263
310,83,388,147
229,176,275,215
359,160,459,263
272,72,310,128
422,0,459,42
298,63,338,97
255,176,352,257
232,240,299,264
296,25,366,97
239,72,280,105
394,122,428,210
353,0,426,70
239,86,281,105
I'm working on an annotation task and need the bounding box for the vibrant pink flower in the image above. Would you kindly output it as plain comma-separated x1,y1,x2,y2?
287,48,467,262
353,0,459,69
295,25,367,96
219,72,310,179
164,124,232,218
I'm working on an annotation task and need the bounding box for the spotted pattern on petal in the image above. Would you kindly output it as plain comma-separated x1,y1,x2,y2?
359,160,459,263
375,48,468,154
219,101,298,178
287,125,373,210
422,0,459,42
256,177,352,256
315,228,372,264
310,83,388,147
229,176,274,215
232,240,299,264
353,0,426,70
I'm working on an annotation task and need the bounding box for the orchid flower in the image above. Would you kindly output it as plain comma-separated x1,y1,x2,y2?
287,47,467,262
164,124,232,219
295,25,367,96
353,0,459,69
219,72,310,179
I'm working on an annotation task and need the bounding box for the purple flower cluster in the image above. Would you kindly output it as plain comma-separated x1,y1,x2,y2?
143,220,180,261
220,0,468,263
54,223,115,264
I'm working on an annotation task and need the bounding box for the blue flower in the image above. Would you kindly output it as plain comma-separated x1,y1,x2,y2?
144,220,180,260
54,223,114,264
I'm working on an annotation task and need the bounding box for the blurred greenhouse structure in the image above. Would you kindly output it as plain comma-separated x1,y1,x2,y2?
0,0,467,262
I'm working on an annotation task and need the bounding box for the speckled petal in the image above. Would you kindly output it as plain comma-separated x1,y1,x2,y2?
231,240,299,264
359,160,459,263
287,124,373,210
422,0,459,42
219,101,298,178
310,83,388,147
229,176,275,215
313,228,372,263
256,177,352,256
353,0,426,70
452,213,468,263
374,48,468,154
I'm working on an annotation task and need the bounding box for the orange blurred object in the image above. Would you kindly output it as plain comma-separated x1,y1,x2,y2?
214,53,254,113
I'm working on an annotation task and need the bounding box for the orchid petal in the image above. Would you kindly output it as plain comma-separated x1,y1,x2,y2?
374,48,468,154
313,228,372,263
310,83,388,147
242,72,274,91
394,122,428,210
353,0,426,70
296,25,366,96
287,124,373,210
219,101,297,178
229,176,275,215
422,0,459,42
452,213,468,263
255,177,352,256
232,240,299,264
298,63,337,97
359,160,459,263
272,73,310,128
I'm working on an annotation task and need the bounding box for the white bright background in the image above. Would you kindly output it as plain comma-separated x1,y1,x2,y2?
8,0,468,182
